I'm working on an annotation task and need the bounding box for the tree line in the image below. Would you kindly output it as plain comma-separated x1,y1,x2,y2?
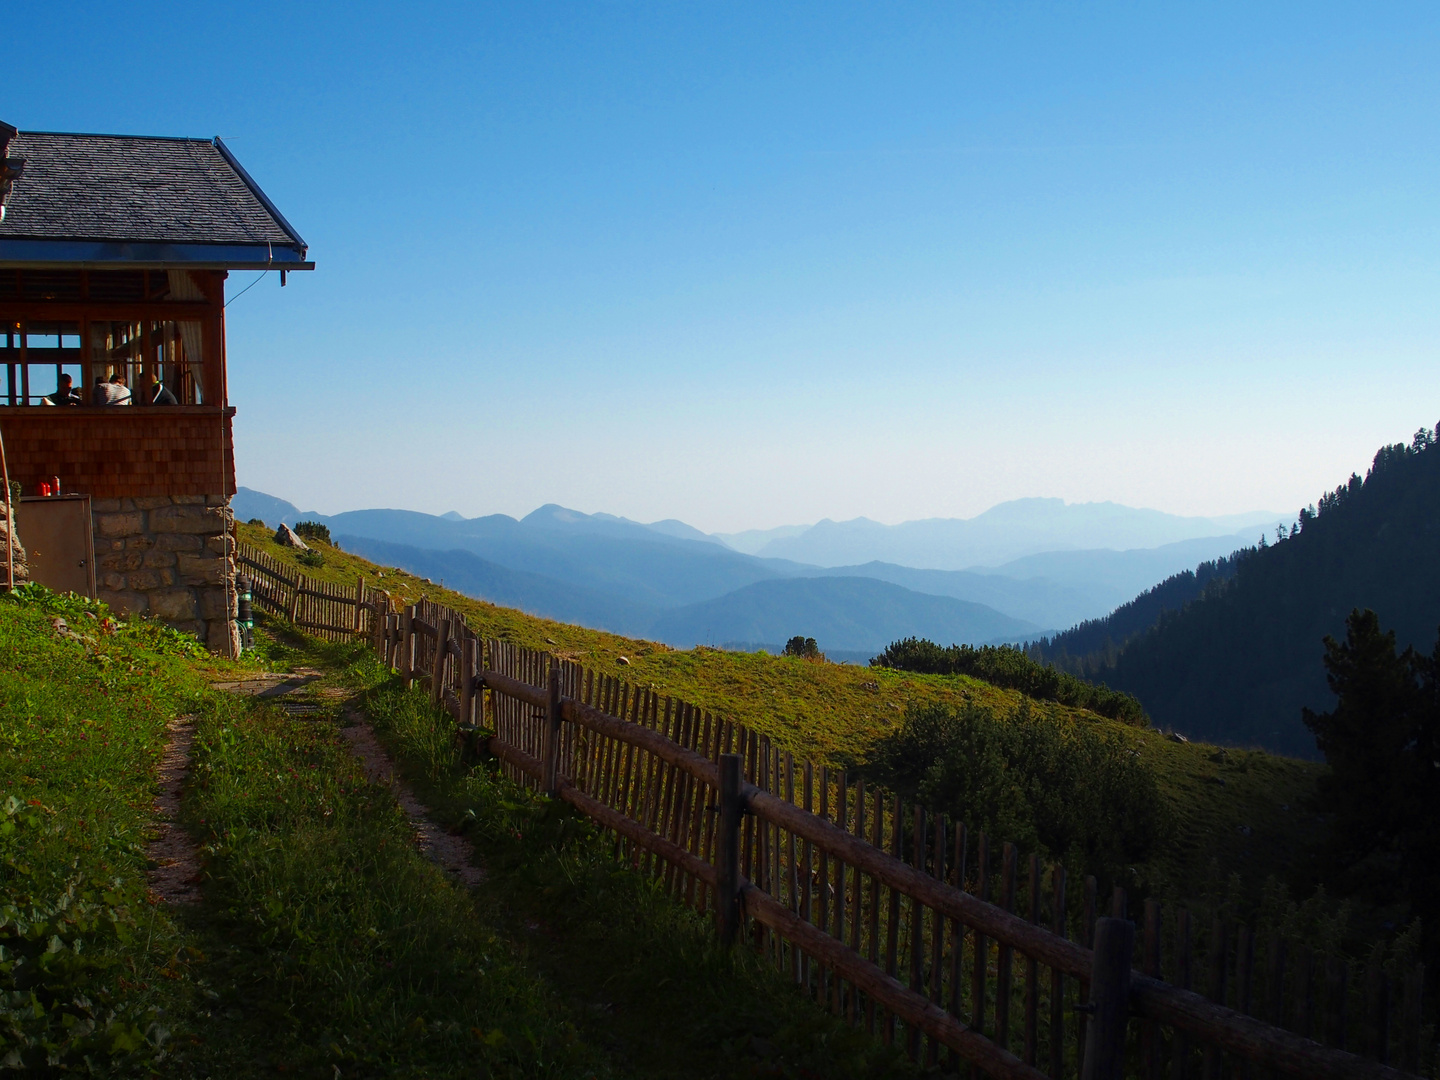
870,636,1148,726
1036,427,1440,755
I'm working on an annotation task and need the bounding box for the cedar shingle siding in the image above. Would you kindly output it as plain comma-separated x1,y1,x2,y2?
1,409,234,499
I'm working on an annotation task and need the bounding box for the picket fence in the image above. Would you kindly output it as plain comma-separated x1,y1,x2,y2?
237,548,1435,1080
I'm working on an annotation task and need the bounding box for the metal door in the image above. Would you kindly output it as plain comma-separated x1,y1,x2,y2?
17,496,96,597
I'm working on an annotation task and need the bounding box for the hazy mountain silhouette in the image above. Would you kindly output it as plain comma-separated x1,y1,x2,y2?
754,498,1275,569
648,577,1039,653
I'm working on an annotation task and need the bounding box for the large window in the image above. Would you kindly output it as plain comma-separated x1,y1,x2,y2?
0,269,216,407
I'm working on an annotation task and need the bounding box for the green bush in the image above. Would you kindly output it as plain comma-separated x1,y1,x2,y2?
783,635,824,660
866,701,1169,887
296,549,325,569
292,520,333,546
871,637,1148,726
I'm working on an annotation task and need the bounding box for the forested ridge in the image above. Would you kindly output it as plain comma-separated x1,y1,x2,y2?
1028,551,1244,672
1063,428,1440,756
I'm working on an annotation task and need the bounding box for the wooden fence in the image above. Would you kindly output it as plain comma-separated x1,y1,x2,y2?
237,543,382,641
236,554,1435,1080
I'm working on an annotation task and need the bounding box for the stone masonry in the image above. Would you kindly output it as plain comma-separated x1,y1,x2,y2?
92,494,237,655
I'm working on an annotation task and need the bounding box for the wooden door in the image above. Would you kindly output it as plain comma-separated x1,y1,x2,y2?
17,496,96,598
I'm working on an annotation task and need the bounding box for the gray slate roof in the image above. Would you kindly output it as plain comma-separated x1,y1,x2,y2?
0,131,303,250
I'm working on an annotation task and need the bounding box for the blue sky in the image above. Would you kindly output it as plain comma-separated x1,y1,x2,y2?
10,3,1440,531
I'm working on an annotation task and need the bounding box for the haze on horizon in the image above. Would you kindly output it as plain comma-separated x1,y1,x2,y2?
10,3,1439,534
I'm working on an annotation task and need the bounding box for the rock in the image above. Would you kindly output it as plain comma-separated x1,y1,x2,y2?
1209,749,1229,764
1168,732,1188,743
96,510,145,538
148,587,198,621
1236,824,1252,837
274,523,309,549
151,503,225,535
545,637,557,645
617,656,630,666
861,681,879,692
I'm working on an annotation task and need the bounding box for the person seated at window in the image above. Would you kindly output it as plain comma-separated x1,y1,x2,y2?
145,374,178,406
96,372,132,406
44,374,81,406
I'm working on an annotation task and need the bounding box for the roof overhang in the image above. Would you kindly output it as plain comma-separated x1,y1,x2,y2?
0,238,314,270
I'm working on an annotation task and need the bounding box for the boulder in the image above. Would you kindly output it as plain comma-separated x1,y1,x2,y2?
274,523,309,550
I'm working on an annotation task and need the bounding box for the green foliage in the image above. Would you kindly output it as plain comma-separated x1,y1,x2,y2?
783,635,823,660
1030,553,1243,674
1302,609,1440,963
296,548,325,569
1078,429,1440,754
183,687,607,1078
0,584,209,1072
867,701,1169,888
871,637,1148,726
292,520,333,546
245,517,265,526
358,673,919,1079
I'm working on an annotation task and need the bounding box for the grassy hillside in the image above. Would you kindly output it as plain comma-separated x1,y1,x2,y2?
240,522,1324,903
0,583,913,1077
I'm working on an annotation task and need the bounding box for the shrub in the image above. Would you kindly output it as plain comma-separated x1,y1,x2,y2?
296,548,325,569
292,520,333,546
246,517,266,526
783,636,824,660
866,701,1168,886
871,637,1147,726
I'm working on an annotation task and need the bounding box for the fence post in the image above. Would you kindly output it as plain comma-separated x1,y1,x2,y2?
459,636,476,727
542,657,562,796
1081,917,1134,1080
402,605,415,688
287,573,303,623
431,619,450,706
354,576,365,633
716,752,744,947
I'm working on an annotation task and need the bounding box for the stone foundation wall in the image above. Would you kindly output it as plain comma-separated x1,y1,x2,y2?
91,494,237,655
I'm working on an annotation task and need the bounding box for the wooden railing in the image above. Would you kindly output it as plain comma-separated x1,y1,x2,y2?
237,543,381,641
235,552,1434,1080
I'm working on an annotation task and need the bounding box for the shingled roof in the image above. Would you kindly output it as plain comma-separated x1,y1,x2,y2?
0,124,310,269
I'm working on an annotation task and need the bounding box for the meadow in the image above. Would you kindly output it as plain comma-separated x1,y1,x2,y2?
239,522,1325,908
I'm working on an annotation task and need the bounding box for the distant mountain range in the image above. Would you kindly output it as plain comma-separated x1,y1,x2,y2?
649,576,1038,653
233,489,1259,657
741,498,1276,569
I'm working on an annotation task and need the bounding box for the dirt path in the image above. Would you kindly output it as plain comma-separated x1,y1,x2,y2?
212,670,485,888
146,716,201,904
341,709,486,888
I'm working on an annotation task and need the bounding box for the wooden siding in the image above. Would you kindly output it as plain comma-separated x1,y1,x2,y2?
0,406,235,498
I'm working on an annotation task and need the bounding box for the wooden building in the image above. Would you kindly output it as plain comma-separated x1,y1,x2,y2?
0,120,311,652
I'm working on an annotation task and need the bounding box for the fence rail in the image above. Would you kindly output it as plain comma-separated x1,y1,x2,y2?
237,543,382,641
236,555,1435,1080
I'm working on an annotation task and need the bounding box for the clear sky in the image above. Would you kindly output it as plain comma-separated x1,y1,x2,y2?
10,3,1440,531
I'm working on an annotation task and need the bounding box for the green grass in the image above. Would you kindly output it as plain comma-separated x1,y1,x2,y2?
173,681,609,1078
0,584,208,1072
0,581,929,1077
239,523,1325,905
349,652,917,1079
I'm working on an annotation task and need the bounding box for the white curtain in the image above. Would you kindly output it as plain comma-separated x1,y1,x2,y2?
167,271,206,403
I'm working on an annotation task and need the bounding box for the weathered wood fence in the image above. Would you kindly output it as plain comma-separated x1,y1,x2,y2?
237,552,1435,1080
237,543,381,641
